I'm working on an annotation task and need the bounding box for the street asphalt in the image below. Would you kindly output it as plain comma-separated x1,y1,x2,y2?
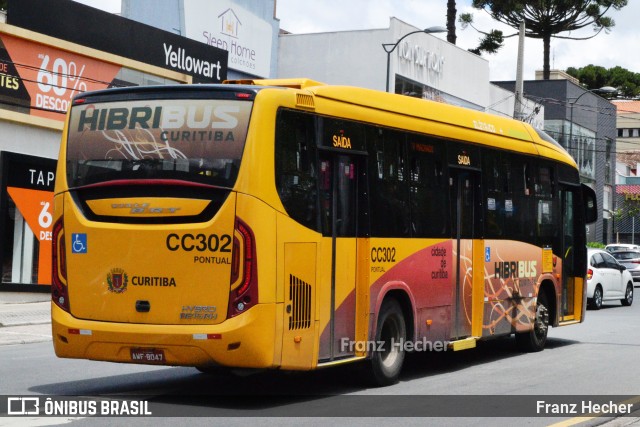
0,292,638,426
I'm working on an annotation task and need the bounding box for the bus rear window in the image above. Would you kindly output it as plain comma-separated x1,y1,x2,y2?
66,98,252,188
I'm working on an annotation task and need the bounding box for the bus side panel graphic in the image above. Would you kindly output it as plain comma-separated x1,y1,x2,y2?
483,240,558,337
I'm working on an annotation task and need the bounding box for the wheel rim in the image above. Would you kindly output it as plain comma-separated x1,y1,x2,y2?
534,301,549,339
595,288,602,307
626,286,633,304
380,316,402,369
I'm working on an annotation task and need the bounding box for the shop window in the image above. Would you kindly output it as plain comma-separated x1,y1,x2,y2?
0,153,56,286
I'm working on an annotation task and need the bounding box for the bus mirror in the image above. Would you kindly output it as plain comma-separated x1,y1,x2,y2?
582,184,598,224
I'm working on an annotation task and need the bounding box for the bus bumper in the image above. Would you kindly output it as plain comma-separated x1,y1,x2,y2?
51,302,277,369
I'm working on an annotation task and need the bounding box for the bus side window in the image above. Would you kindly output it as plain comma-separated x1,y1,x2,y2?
275,109,320,232
367,127,410,237
535,164,557,246
408,136,447,238
483,150,505,238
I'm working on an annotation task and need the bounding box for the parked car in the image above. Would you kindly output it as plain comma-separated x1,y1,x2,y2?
611,250,640,286
605,243,640,253
586,248,634,309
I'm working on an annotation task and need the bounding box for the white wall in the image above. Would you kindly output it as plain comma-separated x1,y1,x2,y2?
278,17,491,109
279,27,389,89
0,121,60,159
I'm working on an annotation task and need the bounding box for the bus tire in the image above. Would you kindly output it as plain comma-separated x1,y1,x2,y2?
368,298,406,386
515,291,549,352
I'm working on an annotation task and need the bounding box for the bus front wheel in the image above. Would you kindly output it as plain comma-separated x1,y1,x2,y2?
368,298,406,386
515,291,549,352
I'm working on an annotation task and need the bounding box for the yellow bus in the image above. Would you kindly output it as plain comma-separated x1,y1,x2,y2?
52,79,597,385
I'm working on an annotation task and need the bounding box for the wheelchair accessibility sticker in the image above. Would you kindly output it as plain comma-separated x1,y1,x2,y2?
72,233,87,254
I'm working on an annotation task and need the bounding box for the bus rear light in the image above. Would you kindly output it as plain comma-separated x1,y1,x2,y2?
586,269,593,280
68,328,92,336
193,333,222,340
228,217,258,318
52,217,70,312
230,235,241,285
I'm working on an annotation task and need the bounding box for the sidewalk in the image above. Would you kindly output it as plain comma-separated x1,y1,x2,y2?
0,292,52,345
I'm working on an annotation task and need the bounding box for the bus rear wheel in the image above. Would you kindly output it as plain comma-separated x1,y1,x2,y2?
515,291,549,352
368,299,406,386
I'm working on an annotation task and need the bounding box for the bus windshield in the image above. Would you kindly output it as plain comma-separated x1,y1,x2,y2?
66,98,252,188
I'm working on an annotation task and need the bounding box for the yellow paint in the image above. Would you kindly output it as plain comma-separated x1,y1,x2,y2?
449,337,477,351
280,242,317,369
542,247,554,273
355,238,370,357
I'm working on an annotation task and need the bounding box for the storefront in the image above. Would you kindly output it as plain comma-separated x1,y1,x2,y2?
0,153,56,288
0,0,228,290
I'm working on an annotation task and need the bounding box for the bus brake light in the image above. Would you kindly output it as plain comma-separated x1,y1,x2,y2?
52,217,70,312
228,217,258,318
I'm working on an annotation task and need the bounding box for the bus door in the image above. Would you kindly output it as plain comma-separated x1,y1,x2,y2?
449,167,481,340
317,151,367,361
560,186,581,320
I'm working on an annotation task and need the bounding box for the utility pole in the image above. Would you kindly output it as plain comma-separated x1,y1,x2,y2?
514,21,525,121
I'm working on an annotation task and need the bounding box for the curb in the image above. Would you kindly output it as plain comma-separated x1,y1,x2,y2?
0,301,51,328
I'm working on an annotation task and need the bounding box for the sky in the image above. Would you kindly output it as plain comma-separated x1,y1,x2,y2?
74,0,640,81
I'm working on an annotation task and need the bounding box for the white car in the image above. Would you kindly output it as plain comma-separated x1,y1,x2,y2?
587,249,634,309
605,243,640,253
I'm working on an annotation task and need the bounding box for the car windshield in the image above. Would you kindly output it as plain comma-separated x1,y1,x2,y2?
607,245,638,252
612,251,640,261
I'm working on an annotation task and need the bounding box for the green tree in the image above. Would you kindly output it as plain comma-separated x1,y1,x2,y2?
566,64,640,98
447,0,504,54
460,1,628,79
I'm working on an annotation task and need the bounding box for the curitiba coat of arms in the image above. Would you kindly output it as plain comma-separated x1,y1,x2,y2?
107,268,128,293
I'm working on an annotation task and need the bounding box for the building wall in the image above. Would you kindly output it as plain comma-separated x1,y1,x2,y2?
488,84,545,126
122,0,280,79
612,101,640,152
278,18,492,110
0,120,60,159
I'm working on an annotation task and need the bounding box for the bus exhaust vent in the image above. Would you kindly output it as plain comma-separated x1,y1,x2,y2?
288,274,311,330
296,93,315,109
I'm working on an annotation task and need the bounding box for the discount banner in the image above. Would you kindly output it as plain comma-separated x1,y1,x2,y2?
0,34,121,121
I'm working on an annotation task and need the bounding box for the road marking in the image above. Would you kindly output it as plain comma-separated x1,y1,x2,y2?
548,396,640,427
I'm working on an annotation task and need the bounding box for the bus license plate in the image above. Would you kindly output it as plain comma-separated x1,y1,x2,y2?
130,348,165,364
